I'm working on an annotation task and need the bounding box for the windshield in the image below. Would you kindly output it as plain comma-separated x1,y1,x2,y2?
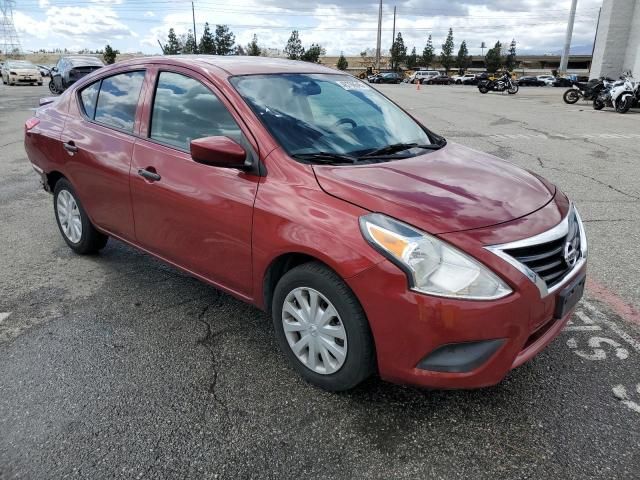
231,73,437,160
9,61,36,69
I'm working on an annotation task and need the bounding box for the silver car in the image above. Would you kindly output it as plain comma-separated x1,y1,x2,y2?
1,60,43,86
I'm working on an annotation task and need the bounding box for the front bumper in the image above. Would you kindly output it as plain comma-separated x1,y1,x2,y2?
347,258,586,389
10,74,42,83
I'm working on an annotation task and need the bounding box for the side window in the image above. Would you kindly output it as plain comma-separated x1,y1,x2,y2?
79,81,100,119
150,71,243,151
94,71,145,132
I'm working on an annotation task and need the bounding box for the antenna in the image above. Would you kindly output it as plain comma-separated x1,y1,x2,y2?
1,0,22,58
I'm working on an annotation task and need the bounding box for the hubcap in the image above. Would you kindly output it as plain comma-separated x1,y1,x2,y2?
56,190,82,243
282,287,347,375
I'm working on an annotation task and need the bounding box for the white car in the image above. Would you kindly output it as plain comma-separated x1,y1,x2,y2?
1,60,43,86
452,73,477,84
537,75,556,86
409,70,441,84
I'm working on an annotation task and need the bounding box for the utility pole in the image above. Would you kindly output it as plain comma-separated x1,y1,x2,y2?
191,1,198,53
375,0,382,70
589,7,601,75
391,6,396,48
480,41,486,57
0,0,22,57
559,0,578,73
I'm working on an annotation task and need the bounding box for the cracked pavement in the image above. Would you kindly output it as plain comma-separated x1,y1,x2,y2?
2,83,640,479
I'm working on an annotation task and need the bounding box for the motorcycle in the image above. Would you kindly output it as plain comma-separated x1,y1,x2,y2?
593,72,636,113
478,72,519,94
563,77,614,104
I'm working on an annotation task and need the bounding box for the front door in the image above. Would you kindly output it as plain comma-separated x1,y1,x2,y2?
130,69,260,299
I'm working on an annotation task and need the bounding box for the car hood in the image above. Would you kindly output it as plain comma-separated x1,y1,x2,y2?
13,68,39,74
312,142,555,234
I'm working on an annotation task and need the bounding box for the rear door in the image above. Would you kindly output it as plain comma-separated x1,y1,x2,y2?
130,67,260,298
61,69,146,240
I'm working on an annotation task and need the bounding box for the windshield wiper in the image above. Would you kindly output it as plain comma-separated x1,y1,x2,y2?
360,142,444,158
291,152,359,164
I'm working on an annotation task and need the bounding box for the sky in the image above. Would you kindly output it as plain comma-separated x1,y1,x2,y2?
11,0,603,56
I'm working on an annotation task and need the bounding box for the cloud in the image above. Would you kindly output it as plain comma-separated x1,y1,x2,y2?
14,4,136,49
16,0,603,56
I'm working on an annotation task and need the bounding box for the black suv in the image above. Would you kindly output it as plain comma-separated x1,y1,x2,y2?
50,56,104,93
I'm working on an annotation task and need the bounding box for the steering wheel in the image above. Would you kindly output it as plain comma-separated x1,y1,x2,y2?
333,118,357,128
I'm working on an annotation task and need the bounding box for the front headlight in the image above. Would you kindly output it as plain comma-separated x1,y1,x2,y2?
360,213,512,300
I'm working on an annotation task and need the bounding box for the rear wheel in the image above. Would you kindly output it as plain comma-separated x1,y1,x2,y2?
272,262,375,391
563,89,580,104
54,179,109,254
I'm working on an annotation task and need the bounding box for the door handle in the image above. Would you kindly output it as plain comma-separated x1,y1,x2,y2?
138,168,161,182
62,141,78,154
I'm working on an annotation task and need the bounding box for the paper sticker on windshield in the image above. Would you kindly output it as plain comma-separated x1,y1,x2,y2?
336,80,370,91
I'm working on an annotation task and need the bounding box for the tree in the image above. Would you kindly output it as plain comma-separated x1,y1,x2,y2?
390,32,406,70
301,43,325,63
165,28,181,55
183,30,197,54
485,41,503,73
246,34,261,56
284,30,304,60
406,46,418,70
235,45,246,55
103,44,119,64
199,22,216,54
455,40,470,72
440,28,455,73
421,35,434,68
214,25,235,55
359,48,377,69
505,38,517,71
337,52,348,70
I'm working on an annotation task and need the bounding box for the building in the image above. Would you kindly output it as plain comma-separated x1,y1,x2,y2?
591,0,640,78
321,54,592,77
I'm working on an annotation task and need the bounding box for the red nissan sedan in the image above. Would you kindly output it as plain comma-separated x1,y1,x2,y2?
24,56,587,391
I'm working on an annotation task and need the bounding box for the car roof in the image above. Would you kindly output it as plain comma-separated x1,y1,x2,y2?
63,56,105,66
110,55,342,77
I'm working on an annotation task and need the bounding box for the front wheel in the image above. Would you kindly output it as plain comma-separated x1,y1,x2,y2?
272,262,375,391
478,85,489,94
563,89,580,104
48,80,58,94
593,96,605,110
54,179,109,254
616,95,632,113
508,84,519,94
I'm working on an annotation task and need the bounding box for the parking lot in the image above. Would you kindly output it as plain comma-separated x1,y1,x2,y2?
1,82,640,479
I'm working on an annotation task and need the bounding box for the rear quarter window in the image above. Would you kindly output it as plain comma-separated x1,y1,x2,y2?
79,81,100,119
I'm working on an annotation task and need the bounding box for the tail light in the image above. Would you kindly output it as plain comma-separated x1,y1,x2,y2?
25,117,40,135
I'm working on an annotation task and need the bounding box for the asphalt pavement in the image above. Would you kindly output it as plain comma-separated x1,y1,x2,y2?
1,82,639,479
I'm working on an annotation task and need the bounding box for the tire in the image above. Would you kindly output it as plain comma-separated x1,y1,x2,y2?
593,96,605,110
456,80,462,85
38,82,43,86
508,84,519,94
53,179,108,254
616,96,632,113
563,89,580,104
272,262,375,391
48,80,57,94
479,85,489,94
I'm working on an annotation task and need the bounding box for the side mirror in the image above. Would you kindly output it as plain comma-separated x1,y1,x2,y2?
190,136,247,169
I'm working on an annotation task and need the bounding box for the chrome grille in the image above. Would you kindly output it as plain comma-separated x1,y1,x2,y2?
486,206,587,297
503,214,581,288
